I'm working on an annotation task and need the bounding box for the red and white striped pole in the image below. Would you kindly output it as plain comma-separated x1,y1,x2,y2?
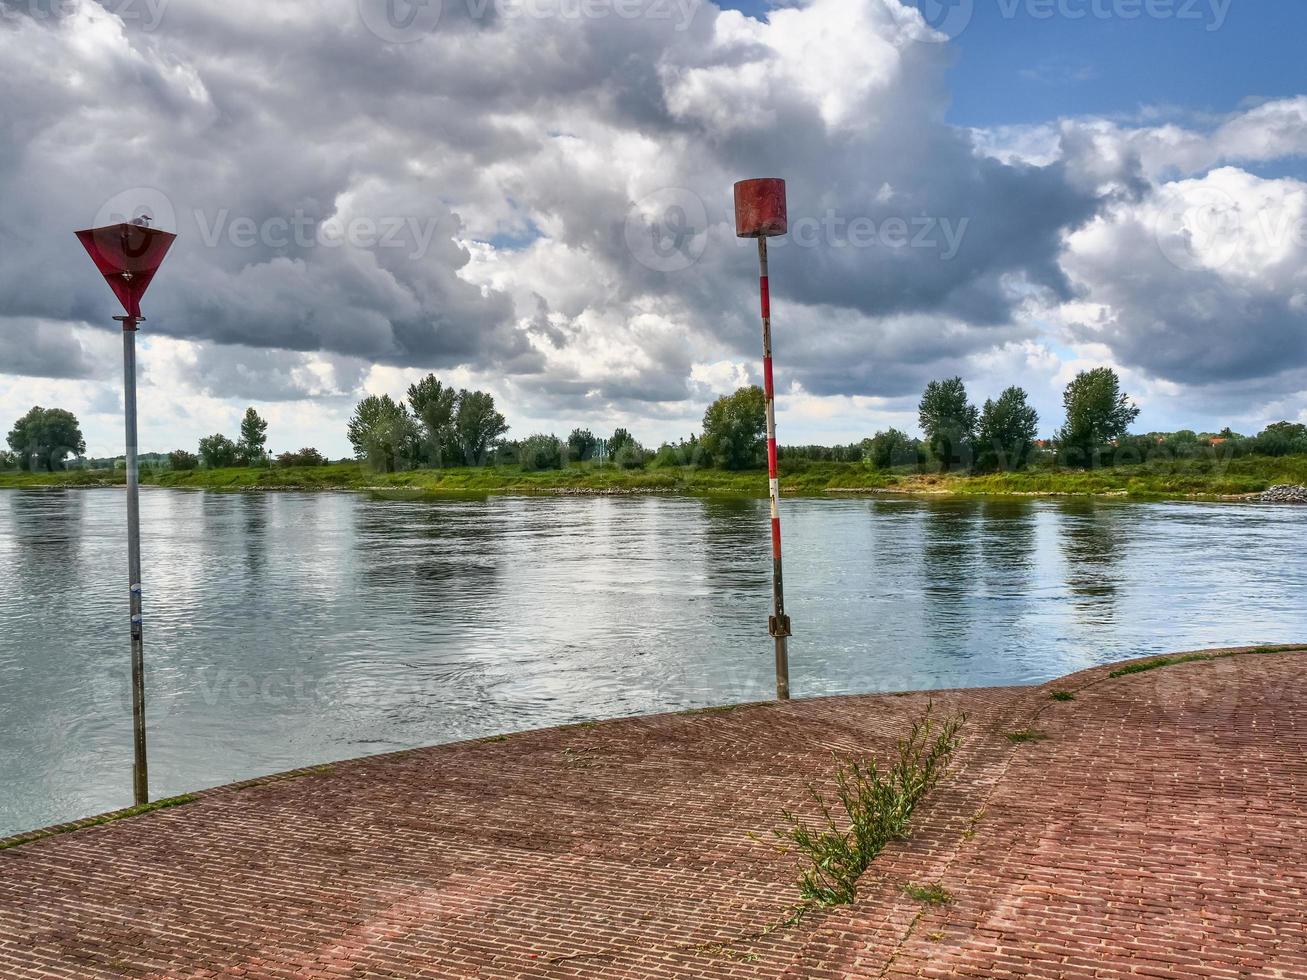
734,178,791,700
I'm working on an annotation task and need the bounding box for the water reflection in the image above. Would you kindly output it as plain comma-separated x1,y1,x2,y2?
2,489,1305,838
1059,499,1124,619
920,503,979,653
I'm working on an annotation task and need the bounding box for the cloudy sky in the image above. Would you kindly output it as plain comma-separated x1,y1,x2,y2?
1,0,1305,458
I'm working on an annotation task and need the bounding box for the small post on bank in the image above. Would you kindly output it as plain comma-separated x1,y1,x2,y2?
75,219,177,806
733,178,792,701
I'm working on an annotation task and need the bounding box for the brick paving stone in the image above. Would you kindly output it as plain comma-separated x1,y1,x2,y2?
0,646,1303,979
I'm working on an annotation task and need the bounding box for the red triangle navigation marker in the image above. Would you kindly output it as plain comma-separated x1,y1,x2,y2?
75,222,177,320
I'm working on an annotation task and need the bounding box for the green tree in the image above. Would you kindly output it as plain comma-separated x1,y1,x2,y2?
519,433,564,470
407,374,458,467
608,427,636,460
453,389,508,465
197,433,239,469
1253,421,1307,457
0,449,16,470
701,386,766,470
861,428,918,471
1057,368,1140,466
976,387,1040,472
168,449,199,471
275,448,328,467
6,406,86,472
347,395,419,472
613,440,646,469
567,427,597,461
237,407,269,466
918,378,979,472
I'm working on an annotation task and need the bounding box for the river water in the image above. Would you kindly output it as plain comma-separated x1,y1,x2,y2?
2,488,1304,837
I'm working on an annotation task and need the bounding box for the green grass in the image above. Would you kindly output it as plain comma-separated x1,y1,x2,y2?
1050,690,1076,702
775,707,965,909
1004,728,1048,743
3,453,1306,500
0,794,197,851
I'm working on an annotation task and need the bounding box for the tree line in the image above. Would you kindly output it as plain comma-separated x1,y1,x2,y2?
4,366,1305,474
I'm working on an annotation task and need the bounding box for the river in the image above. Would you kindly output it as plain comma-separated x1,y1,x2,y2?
2,487,1304,837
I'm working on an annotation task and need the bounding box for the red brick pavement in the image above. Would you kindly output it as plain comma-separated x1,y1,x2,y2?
1,646,1304,979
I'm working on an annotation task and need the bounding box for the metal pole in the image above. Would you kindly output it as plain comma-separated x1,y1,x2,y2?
120,315,149,805
758,237,791,700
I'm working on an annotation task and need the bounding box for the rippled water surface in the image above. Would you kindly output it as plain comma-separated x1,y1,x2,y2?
2,488,1305,836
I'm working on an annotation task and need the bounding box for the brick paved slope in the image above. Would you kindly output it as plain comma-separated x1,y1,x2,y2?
1,646,1303,979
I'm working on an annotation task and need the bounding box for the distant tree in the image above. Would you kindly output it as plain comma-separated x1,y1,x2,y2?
651,440,699,468
168,449,199,471
347,395,419,472
608,427,636,460
861,428,918,471
489,438,520,466
407,374,458,467
236,408,269,466
197,433,240,469
1057,368,1139,467
453,389,509,465
976,387,1040,472
701,386,767,470
613,440,646,469
6,406,86,472
567,427,597,462
1253,421,1307,457
918,378,978,472
275,448,328,467
519,433,564,470
0,449,16,470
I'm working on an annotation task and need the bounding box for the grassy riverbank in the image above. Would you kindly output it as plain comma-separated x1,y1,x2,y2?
3,454,1305,499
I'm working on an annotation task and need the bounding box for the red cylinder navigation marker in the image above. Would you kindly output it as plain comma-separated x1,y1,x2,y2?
734,178,788,239
75,221,177,320
733,178,792,701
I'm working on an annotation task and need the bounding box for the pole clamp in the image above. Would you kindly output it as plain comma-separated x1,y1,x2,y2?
769,614,792,638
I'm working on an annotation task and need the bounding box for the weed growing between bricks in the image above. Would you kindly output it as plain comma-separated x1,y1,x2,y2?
1108,645,1307,679
774,706,965,909
905,882,953,905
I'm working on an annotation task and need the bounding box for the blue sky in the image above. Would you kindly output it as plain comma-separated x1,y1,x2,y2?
724,0,1304,126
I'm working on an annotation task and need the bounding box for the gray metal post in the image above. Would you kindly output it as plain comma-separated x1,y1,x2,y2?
121,317,149,806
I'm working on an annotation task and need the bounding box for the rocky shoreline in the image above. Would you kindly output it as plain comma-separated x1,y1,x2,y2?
1260,484,1307,503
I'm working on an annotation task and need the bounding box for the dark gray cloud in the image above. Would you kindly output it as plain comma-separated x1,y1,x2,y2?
0,319,115,380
